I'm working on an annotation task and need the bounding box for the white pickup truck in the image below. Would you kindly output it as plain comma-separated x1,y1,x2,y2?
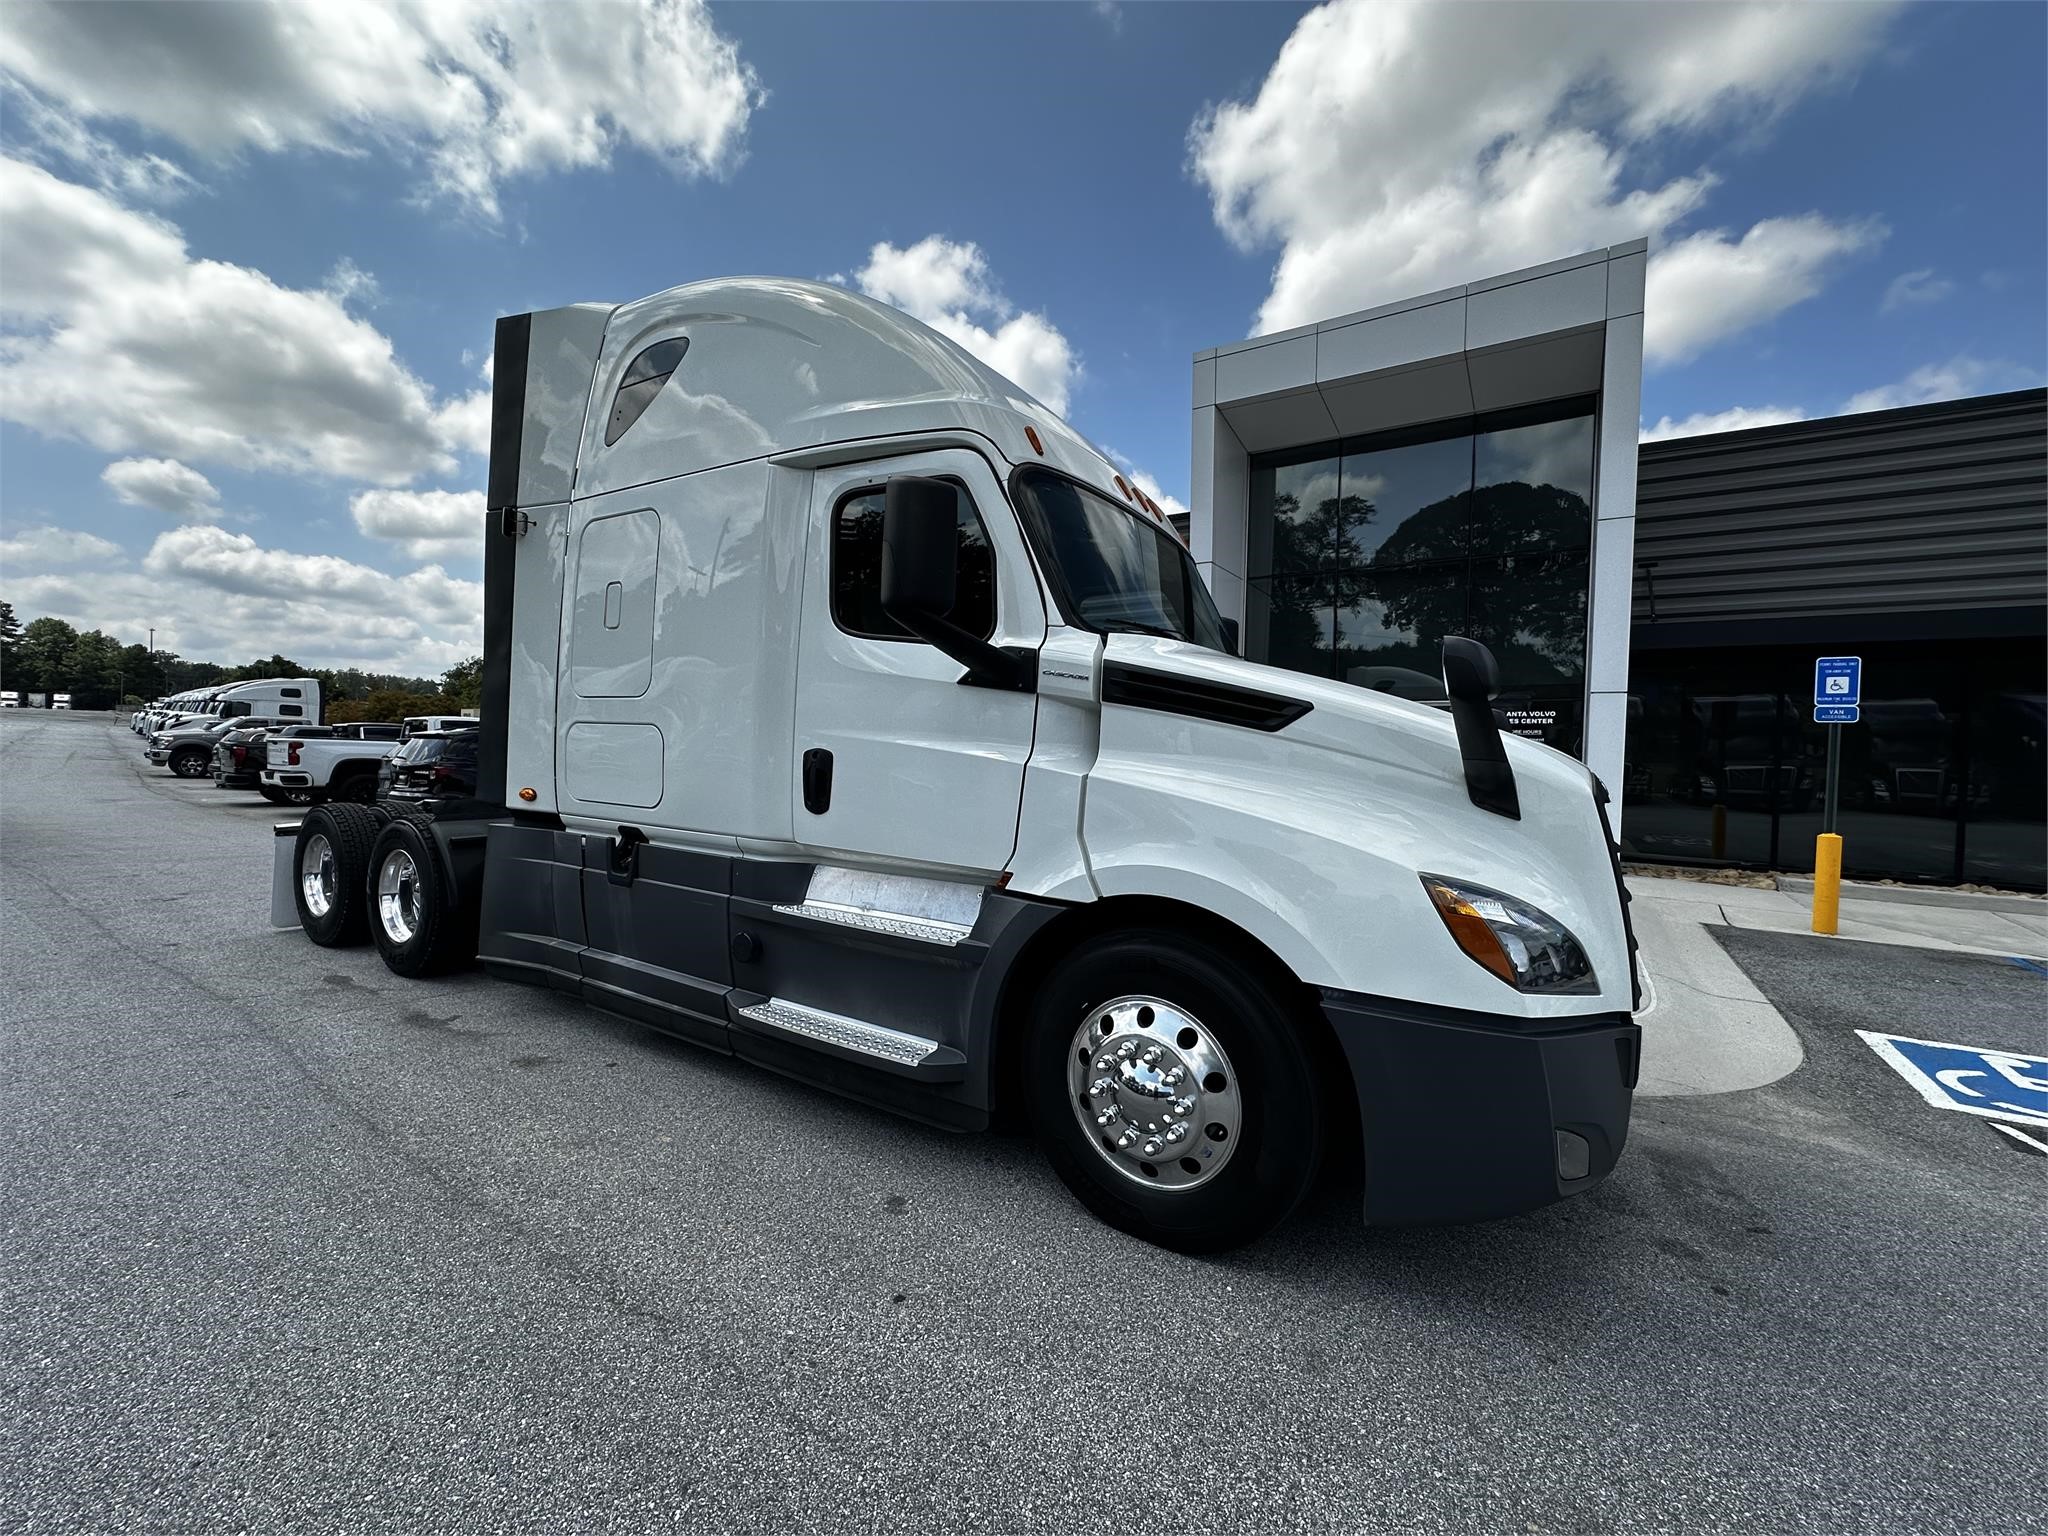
259,717,470,805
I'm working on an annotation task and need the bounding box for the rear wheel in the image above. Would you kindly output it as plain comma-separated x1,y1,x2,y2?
292,804,380,946
367,817,474,977
1025,930,1324,1253
329,771,378,805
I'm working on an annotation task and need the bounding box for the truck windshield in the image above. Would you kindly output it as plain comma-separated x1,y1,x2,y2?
1011,469,1225,650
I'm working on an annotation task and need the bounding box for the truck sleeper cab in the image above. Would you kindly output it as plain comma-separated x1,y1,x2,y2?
279,277,1639,1252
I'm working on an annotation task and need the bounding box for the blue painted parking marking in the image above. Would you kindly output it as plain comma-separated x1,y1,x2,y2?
1856,1032,2048,1127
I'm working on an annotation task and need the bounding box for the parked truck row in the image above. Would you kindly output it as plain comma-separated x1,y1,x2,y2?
269,275,1640,1252
130,675,478,806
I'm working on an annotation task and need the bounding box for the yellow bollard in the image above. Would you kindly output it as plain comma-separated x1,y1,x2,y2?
1812,833,1843,935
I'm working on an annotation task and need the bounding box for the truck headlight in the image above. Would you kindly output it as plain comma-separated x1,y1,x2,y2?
1421,876,1597,995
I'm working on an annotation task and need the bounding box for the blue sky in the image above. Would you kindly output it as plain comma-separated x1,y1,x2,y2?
0,0,2041,673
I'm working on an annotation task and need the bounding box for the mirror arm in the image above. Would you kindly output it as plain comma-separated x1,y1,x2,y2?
882,601,1036,692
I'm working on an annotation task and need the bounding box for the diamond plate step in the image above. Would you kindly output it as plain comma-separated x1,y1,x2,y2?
735,997,949,1069
771,900,972,946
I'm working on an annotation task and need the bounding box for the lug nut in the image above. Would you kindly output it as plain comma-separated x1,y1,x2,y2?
1095,1111,1118,1126
1143,1139,1162,1157
1094,1055,1113,1072
1116,1041,1137,1059
1090,1077,1116,1098
1166,1124,1189,1144
1163,1069,1184,1086
1141,1046,1163,1065
1174,1097,1195,1116
1116,1133,1136,1149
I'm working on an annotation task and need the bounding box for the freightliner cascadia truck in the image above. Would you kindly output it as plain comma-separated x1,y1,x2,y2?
277,277,1641,1251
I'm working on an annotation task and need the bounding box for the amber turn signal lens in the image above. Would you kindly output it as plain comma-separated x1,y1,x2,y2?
1424,880,1518,985
1024,425,1044,455
518,787,537,802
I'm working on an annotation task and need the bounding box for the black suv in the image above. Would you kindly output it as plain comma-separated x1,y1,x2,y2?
380,728,480,802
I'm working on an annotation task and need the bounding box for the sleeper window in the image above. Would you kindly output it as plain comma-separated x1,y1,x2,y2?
831,485,995,641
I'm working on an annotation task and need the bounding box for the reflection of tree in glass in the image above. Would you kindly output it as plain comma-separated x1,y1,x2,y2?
1369,480,1588,685
1269,490,1376,578
1261,489,1376,671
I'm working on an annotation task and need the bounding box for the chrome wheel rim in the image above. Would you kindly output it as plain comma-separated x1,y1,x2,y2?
299,834,335,918
376,849,421,944
1067,995,1243,1191
173,752,206,777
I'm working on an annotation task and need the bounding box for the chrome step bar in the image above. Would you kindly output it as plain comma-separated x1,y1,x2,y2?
736,997,943,1068
770,900,971,946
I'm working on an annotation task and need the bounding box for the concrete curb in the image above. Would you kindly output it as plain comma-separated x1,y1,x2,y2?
1776,875,2047,918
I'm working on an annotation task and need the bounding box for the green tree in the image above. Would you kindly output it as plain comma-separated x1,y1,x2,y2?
328,687,453,725
17,616,79,695
0,600,21,685
440,655,483,710
67,629,124,708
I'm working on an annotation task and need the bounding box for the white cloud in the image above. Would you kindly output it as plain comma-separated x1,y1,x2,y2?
100,457,222,521
1188,0,1897,358
145,524,479,630
1130,472,1188,523
852,236,1079,414
322,258,383,310
0,81,197,202
0,0,762,221
1641,405,1808,442
351,487,485,563
1641,356,2044,441
1644,215,1884,366
0,524,122,568
1880,267,1956,314
0,157,473,484
1840,357,2044,416
7,522,486,671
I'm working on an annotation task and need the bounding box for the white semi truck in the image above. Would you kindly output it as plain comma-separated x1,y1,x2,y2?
278,277,1640,1251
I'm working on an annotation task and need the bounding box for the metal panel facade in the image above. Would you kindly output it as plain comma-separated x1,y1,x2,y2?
1633,389,2047,633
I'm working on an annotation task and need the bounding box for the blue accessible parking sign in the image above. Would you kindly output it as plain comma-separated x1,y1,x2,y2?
1857,1032,2048,1126
1815,656,1861,724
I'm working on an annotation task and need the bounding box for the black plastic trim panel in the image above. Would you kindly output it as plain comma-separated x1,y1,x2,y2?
1102,662,1312,732
485,313,530,513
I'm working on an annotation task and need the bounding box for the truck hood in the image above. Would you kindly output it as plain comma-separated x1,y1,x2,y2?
1087,634,1631,1017
1102,633,1596,809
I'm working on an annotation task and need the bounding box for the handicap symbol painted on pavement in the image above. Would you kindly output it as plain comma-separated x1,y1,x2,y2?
1855,1032,2048,1127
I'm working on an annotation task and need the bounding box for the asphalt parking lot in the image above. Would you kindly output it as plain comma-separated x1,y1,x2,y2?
3,711,2042,1535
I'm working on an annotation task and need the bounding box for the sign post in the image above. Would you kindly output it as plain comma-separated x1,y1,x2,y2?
1811,657,1861,934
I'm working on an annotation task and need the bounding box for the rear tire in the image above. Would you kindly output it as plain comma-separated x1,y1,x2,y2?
292,804,380,946
367,817,474,977
330,771,377,805
1025,929,1323,1253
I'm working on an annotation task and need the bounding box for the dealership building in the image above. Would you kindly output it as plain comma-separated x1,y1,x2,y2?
1187,246,2046,889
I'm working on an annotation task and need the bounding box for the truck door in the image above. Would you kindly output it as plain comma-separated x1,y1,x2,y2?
793,448,1044,874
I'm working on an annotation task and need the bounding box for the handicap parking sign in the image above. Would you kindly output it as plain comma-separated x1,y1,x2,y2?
1857,1032,2048,1126
1815,656,1861,724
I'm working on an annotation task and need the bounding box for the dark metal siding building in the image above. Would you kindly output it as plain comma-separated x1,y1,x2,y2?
1622,389,2046,888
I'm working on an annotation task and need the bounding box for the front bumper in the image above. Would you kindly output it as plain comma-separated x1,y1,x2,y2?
145,748,171,764
1323,990,1639,1227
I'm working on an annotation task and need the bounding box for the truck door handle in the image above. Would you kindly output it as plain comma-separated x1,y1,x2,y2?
802,749,833,815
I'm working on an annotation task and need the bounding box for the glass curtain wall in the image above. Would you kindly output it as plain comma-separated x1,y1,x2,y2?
1623,639,2046,889
1245,400,1598,756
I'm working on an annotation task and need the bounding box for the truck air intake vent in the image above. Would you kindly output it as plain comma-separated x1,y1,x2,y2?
1101,664,1312,733
604,336,690,446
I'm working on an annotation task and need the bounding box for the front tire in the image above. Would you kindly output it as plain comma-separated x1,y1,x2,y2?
1025,930,1324,1253
366,817,474,977
292,804,380,946
169,747,209,778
